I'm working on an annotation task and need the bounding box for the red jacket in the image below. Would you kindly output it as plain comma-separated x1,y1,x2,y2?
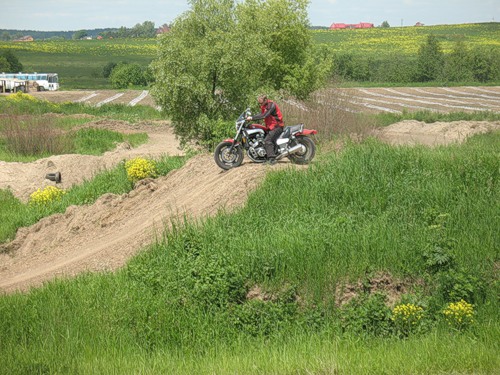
252,100,284,130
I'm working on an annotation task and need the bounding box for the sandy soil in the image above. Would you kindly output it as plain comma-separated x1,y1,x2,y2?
0,118,498,293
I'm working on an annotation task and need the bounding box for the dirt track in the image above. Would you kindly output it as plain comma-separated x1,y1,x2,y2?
25,86,500,114
0,116,499,293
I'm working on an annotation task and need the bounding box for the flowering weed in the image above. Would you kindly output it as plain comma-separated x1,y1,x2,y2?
29,186,66,206
443,299,475,331
125,157,157,183
392,303,425,336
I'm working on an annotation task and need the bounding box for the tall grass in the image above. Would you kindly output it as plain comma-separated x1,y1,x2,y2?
0,131,498,373
0,114,149,161
0,114,71,156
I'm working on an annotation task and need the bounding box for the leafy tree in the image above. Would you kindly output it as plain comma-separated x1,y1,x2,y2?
381,21,390,28
150,0,329,145
131,21,156,38
444,41,473,82
102,62,117,78
1,50,23,72
109,63,146,88
470,46,500,82
72,30,88,40
0,56,10,72
332,53,371,81
415,35,444,82
0,32,11,41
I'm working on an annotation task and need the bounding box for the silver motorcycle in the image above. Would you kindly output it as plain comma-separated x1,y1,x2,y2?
214,108,317,170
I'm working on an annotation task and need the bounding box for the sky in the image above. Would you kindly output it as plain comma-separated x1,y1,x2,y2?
1,0,499,31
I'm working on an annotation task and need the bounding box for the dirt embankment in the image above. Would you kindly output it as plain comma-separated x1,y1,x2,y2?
0,119,498,293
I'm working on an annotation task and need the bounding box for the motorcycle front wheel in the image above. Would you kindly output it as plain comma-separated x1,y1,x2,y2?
214,141,244,170
288,136,316,165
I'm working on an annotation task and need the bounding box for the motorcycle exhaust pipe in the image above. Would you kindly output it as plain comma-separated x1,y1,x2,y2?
276,143,306,160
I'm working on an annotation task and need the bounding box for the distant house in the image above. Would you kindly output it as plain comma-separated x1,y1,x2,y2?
329,22,374,30
13,35,34,42
156,24,171,35
415,22,425,27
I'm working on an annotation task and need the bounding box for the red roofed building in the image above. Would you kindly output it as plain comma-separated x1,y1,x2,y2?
329,22,374,30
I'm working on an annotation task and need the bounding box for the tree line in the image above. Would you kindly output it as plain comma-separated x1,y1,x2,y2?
0,21,163,41
332,35,500,84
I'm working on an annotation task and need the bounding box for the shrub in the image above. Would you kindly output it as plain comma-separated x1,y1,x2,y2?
443,41,473,82
125,158,157,183
229,299,296,337
470,47,500,82
442,299,475,331
109,63,146,88
1,50,23,72
415,35,444,82
438,269,486,304
339,293,392,337
29,186,66,205
422,211,455,274
391,303,425,337
102,62,117,78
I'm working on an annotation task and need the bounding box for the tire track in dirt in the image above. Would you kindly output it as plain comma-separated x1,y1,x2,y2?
28,86,500,114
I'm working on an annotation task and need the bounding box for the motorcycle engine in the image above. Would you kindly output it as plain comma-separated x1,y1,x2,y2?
248,134,266,159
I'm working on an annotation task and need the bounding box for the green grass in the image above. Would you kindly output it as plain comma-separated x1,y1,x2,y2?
0,39,157,89
0,155,187,244
0,131,498,373
0,94,164,161
72,128,148,155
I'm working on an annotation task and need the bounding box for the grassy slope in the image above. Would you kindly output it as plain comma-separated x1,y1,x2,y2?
0,131,498,374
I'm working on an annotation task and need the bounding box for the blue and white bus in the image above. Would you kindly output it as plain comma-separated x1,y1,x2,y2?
0,72,59,91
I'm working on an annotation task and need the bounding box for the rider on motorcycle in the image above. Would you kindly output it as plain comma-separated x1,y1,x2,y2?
246,94,284,164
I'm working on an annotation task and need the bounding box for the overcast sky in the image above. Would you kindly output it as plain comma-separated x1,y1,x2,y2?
1,0,499,31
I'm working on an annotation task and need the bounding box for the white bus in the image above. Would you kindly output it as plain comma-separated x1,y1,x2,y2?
0,72,59,91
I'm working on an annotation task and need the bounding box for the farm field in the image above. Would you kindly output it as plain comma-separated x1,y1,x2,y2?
312,22,500,55
15,85,500,114
1,22,499,89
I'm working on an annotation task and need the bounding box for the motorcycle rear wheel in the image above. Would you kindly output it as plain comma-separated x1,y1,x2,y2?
214,141,244,170
288,136,315,165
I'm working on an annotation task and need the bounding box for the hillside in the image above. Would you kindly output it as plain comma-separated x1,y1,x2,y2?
1,119,498,293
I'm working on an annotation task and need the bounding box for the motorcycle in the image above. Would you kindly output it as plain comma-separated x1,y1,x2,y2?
214,108,317,170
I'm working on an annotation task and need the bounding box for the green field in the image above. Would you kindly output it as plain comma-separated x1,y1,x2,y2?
1,23,499,89
0,39,157,89
312,22,500,55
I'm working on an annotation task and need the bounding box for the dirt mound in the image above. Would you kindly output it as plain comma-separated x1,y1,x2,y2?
0,153,275,292
1,119,497,293
0,120,182,203
374,120,500,146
